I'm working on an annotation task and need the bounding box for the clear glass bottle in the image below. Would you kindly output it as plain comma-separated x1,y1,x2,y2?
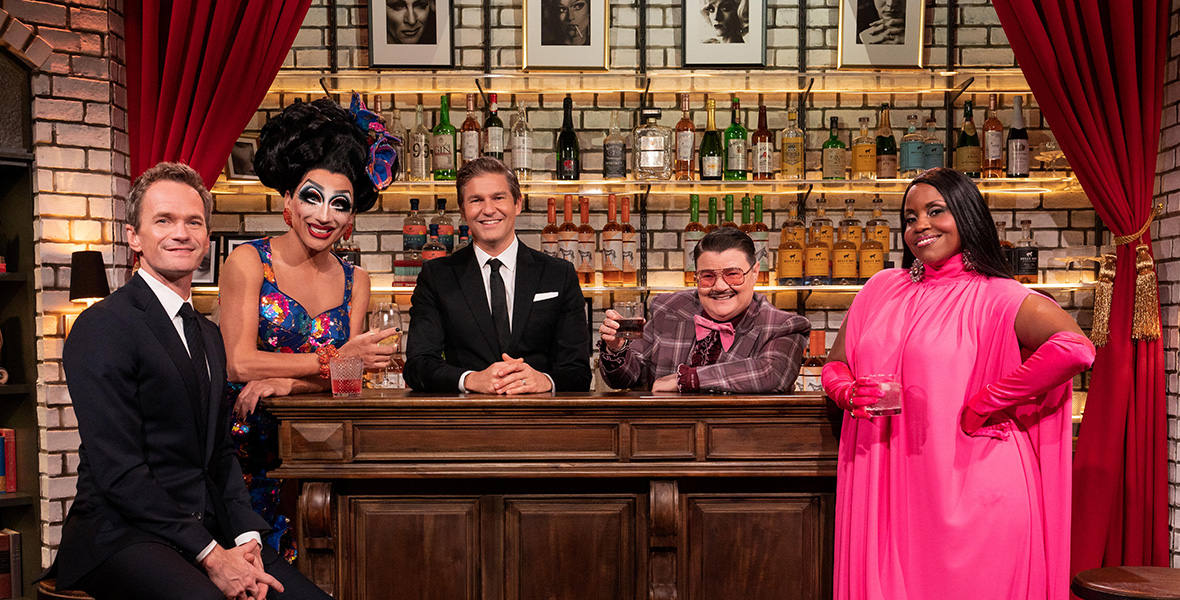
982,93,1004,178
431,95,458,180
558,195,579,268
483,92,505,161
822,117,846,180
781,200,806,248
776,204,804,286
421,224,447,261
459,93,481,166
752,195,770,285
996,220,1014,271
455,224,470,252
376,96,406,181
900,114,924,177
620,197,637,287
838,198,863,250
923,116,945,170
675,93,695,180
601,194,624,286
402,198,427,253
723,97,748,180
542,197,560,258
684,194,705,286
1007,96,1030,178
809,197,834,248
408,103,431,181
865,195,890,254
699,99,723,181
576,196,596,285
805,198,833,286
780,108,805,180
603,110,628,179
1013,219,1038,283
858,234,884,283
431,198,454,252
851,117,876,180
511,102,532,180
875,104,898,179
633,107,673,180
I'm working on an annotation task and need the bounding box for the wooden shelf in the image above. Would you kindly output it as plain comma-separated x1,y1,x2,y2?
0,385,33,396
0,273,28,284
0,493,34,509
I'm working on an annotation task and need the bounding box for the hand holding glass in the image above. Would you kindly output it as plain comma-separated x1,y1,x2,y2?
860,374,902,417
369,304,404,388
612,301,645,340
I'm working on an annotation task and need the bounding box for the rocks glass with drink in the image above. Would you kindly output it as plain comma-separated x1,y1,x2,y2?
613,301,645,340
369,303,404,388
862,374,902,416
330,356,364,397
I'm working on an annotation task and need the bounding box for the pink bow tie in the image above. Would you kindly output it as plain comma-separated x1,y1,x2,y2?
694,314,735,352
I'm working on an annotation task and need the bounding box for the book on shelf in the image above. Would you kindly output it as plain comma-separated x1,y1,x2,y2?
0,429,15,493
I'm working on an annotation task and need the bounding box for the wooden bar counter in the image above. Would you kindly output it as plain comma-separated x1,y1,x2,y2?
267,390,839,600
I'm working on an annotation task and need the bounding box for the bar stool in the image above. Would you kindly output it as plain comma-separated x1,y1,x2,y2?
36,579,95,600
1071,567,1180,600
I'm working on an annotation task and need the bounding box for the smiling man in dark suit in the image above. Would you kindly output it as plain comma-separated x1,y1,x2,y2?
405,157,591,394
53,162,328,600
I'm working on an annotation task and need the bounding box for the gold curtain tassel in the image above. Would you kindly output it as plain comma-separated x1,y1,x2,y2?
1090,253,1116,347
1131,244,1161,341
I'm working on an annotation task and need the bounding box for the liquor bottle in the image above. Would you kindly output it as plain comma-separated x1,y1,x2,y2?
780,107,805,180
723,97,748,180
776,215,804,286
982,94,1004,178
576,196,595,285
996,220,1014,271
456,224,470,252
752,195,770,285
675,93,695,180
831,226,859,286
409,103,431,181
601,194,624,286
851,117,876,180
721,194,738,229
422,224,447,260
751,104,774,180
699,99,723,181
483,92,505,161
838,198,863,250
621,196,638,286
810,197,835,248
375,96,406,181
704,196,719,233
876,104,898,179
865,195,890,253
603,110,628,179
1006,96,1030,178
558,194,579,268
431,198,455,252
403,198,427,252
460,93,482,166
432,95,458,180
556,95,580,180
822,117,846,180
1012,219,1038,284
781,200,806,248
334,237,361,267
634,107,674,180
954,101,982,178
797,330,826,392
900,114,924,177
511,102,532,180
858,233,884,283
541,197,560,258
738,195,752,233
805,198,834,285
923,116,945,170
684,194,706,286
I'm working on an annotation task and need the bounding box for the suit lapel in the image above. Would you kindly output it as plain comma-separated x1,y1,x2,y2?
201,318,223,466
509,247,540,351
455,249,502,358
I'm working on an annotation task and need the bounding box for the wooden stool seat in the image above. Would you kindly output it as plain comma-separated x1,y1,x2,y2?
36,579,95,600
1071,567,1180,600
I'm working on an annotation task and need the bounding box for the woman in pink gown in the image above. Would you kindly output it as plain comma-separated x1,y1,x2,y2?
822,168,1095,599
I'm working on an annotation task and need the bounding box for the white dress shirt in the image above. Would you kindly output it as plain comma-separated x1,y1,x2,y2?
136,270,262,561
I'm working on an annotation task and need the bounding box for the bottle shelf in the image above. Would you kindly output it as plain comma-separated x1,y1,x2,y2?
0,493,33,509
269,68,1034,97
212,176,1079,197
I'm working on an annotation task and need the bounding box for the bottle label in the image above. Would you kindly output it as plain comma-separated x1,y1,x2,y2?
422,248,447,261
813,226,834,247
751,231,770,271
799,365,824,392
403,224,427,250
558,237,578,266
785,227,805,247
512,135,532,168
851,144,875,175
841,225,863,246
437,224,454,251
868,225,890,252
859,248,884,279
832,249,858,279
432,134,455,170
822,148,845,178
1007,139,1030,175
753,141,774,175
804,247,830,277
602,236,623,273
781,138,804,176
1013,247,1038,276
726,139,747,170
638,135,666,169
560,158,578,177
577,237,596,275
684,231,705,273
461,131,480,161
542,235,559,258
702,156,721,177
900,140,924,172
954,146,982,173
604,141,627,177
876,155,898,178
924,142,945,170
485,126,504,154
410,133,430,177
622,232,637,274
984,131,1003,161
676,131,694,162
777,248,803,279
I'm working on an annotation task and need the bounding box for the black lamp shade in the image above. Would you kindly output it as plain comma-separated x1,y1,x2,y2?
69,250,110,302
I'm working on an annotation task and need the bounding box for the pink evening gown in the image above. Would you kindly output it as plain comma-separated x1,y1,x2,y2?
835,254,1073,599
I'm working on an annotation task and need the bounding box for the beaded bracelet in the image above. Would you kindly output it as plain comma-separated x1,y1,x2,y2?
316,345,340,379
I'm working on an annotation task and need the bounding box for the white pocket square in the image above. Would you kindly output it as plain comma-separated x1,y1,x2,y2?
533,291,559,302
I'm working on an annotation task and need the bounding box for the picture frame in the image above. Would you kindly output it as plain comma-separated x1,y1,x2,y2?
192,236,220,285
837,0,926,68
369,0,454,68
522,0,610,71
226,138,259,180
682,0,766,67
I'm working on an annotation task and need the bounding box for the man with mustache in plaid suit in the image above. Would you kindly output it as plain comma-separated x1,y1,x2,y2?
599,227,810,393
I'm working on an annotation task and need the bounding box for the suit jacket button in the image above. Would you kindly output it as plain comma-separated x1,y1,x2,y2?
193,512,202,521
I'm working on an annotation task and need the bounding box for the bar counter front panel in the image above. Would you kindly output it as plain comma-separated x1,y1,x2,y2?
268,390,838,600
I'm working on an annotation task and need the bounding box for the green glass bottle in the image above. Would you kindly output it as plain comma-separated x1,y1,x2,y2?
821,117,846,180
875,103,898,179
431,94,458,180
556,95,580,180
954,101,981,178
723,97,748,180
698,99,723,181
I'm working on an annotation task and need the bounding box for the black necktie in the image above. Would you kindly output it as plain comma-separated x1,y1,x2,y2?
179,303,211,411
488,258,511,354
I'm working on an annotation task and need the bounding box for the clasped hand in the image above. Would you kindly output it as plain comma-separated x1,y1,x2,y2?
201,541,283,600
465,354,552,395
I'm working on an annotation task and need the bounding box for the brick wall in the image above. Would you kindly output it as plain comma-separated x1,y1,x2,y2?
1,0,130,567
1154,1,1180,568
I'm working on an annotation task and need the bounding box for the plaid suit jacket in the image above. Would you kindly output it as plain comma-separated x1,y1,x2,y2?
600,290,810,393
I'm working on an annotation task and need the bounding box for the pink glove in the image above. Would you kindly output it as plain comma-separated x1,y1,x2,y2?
822,361,885,419
961,331,1096,437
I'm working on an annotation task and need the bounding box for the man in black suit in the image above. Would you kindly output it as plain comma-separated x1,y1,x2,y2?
54,162,329,600
405,157,591,393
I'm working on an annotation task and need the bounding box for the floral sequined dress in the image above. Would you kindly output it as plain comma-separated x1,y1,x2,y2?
229,237,354,560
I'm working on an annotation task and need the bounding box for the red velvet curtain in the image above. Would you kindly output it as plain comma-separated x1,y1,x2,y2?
125,0,312,187
992,0,1171,577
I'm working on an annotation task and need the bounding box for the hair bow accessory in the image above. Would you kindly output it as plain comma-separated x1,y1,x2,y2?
349,92,399,191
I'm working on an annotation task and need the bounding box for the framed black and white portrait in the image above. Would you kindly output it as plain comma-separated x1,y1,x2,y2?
192,236,220,285
226,138,258,180
837,0,925,68
369,0,454,67
523,0,610,70
682,0,766,67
